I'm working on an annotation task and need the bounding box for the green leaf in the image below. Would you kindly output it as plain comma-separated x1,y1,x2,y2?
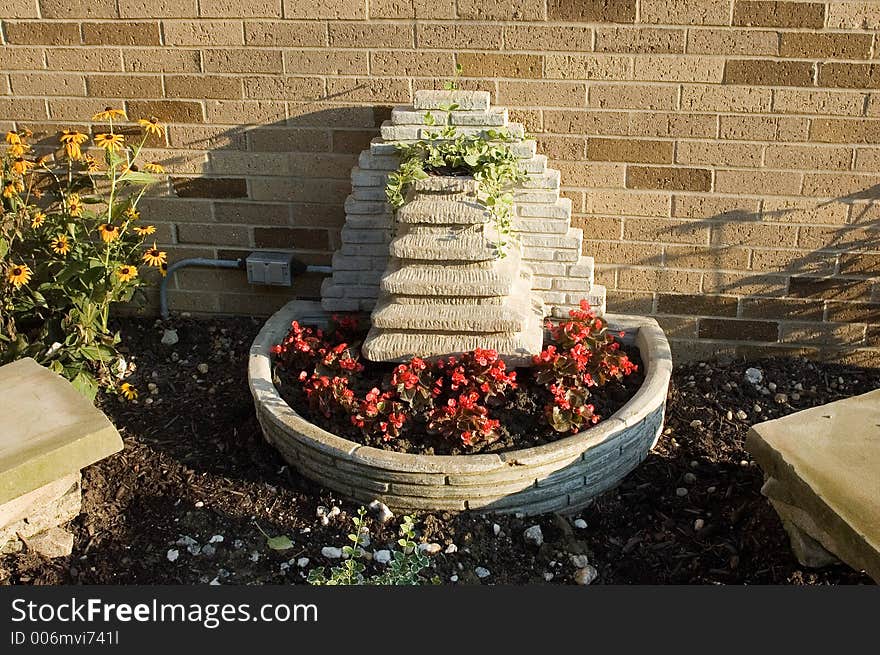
266,535,295,551
70,372,98,401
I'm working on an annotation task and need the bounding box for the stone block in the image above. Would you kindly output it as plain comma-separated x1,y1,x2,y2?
413,89,491,111
389,226,501,261
380,254,521,297
396,198,488,225
372,294,533,332
450,108,508,126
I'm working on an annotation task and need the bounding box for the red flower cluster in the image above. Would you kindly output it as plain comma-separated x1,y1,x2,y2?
426,392,501,447
350,387,408,442
435,348,516,407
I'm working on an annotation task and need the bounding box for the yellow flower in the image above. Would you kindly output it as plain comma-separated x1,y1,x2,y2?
143,161,165,174
84,155,100,174
31,211,46,228
137,117,163,137
12,157,34,175
119,382,138,400
67,193,84,217
115,264,138,282
50,234,71,256
94,133,125,151
133,225,155,236
2,183,14,199
92,107,126,121
8,143,25,158
5,131,21,145
6,263,32,288
142,242,167,268
98,223,120,243
59,130,88,160
159,261,168,277
124,206,139,221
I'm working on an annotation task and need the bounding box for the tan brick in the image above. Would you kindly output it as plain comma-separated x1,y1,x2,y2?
811,118,880,144
370,51,453,77
705,272,789,296
719,115,775,141
419,23,503,49
247,127,329,152
802,173,880,198
536,136,585,159
632,113,717,139
508,109,542,131
819,63,880,90
0,46,44,70
764,144,852,171
658,293,738,316
124,49,201,73
543,109,628,134
686,28,778,56
606,290,654,314
212,201,289,226
714,170,801,196
588,84,677,110
761,198,849,225
39,0,117,17
498,80,586,108
325,77,411,103
283,0,366,18
288,153,358,178
163,20,244,46
711,219,799,248
780,322,865,346
623,218,709,244
740,297,824,321
81,21,160,46
457,53,542,79
826,300,880,322
207,151,289,177
242,76,324,100
10,72,85,96
853,147,880,172
780,33,872,60
723,59,815,87
750,248,837,275
634,55,723,83
733,1,825,28
789,276,874,300
655,316,699,338
46,98,117,121
681,84,771,113
676,141,762,168
587,240,663,265
331,129,375,153
504,25,591,52
588,137,673,163
627,166,711,192
640,0,730,25
127,100,203,123
798,225,880,251
617,267,702,292
458,0,545,20
288,103,381,128
330,22,413,48
254,227,328,250
1,0,39,17
545,54,630,81
250,176,349,203
673,194,760,220
777,117,810,141
199,0,281,17
586,190,670,217
826,2,880,29
595,27,684,53
665,244,750,269
203,49,283,74
556,161,624,187
772,89,867,117
699,317,778,341
369,0,456,19
118,0,198,17
86,74,162,98
285,50,369,76
547,0,635,22
178,222,250,245
0,97,47,120
243,21,327,46
166,125,245,150
3,21,81,45
46,48,122,73
208,100,287,125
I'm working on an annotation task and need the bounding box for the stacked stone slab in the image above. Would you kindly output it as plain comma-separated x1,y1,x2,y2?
361,175,545,365
321,89,606,320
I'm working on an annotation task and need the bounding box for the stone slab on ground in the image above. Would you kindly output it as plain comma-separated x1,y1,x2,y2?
0,357,123,505
746,389,880,581
0,472,80,556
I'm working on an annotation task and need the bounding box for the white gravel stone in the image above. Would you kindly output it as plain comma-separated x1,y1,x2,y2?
166,549,179,562
161,329,179,345
493,523,501,536
197,363,209,374
297,557,310,568
445,543,458,554
574,565,599,585
209,535,224,544
736,410,748,420
745,367,763,385
419,542,442,555
368,499,394,523
573,519,588,529
690,419,703,428
543,572,554,581
570,554,589,569
523,525,544,547
450,575,459,582
683,472,697,484
475,567,491,579
373,550,392,565
321,546,343,559
694,519,705,531
675,487,689,497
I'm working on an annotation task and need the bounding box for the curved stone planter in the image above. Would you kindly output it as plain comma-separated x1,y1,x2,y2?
249,300,672,516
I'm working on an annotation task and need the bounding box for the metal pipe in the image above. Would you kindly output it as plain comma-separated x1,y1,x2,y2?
159,258,334,319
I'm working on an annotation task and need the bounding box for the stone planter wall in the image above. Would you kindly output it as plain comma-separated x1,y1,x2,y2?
249,300,671,515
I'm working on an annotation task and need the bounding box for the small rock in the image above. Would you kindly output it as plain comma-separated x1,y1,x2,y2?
197,363,209,374
249,551,260,562
768,382,777,391
419,543,441,555
726,410,733,421
791,392,801,401
475,567,491,579
209,535,224,544
209,578,221,586
744,367,763,385
543,572,554,582
321,546,343,559
515,512,525,519
194,501,204,508
297,557,310,568
161,329,179,346
573,519,588,529
736,410,748,421
373,550,392,565
357,527,371,548
201,544,216,557
445,543,458,554
492,523,501,536
328,506,341,519
774,393,788,404
753,404,762,413
450,575,459,582
707,486,716,494
574,565,599,585
689,419,702,428
570,554,589,569
368,499,394,524
683,472,697,484
523,525,544,547
675,487,688,497
694,519,705,531
166,549,179,562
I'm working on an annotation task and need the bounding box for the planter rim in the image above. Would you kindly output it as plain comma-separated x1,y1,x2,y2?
249,300,672,474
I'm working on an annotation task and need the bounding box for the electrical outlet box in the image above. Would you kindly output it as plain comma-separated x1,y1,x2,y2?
246,251,295,286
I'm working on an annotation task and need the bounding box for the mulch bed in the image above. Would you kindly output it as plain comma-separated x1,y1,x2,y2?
0,315,876,585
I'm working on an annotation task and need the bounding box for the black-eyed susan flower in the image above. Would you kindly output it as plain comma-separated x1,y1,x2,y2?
115,264,138,282
124,206,139,221
2,183,15,199
8,143,25,158
6,263,32,288
84,154,100,173
133,224,155,236
31,211,46,228
142,242,166,268
59,130,88,160
137,117,163,137
94,132,125,152
98,223,120,243
50,234,71,255
159,261,167,277
12,157,34,175
67,193,84,217
119,382,138,400
92,107,126,121
5,131,20,145
143,161,165,174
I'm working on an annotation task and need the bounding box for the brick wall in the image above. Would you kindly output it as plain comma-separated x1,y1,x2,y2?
2,0,880,365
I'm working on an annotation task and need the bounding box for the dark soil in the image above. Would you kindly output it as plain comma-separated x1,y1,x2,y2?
425,165,473,177
1,315,876,586
277,343,644,456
